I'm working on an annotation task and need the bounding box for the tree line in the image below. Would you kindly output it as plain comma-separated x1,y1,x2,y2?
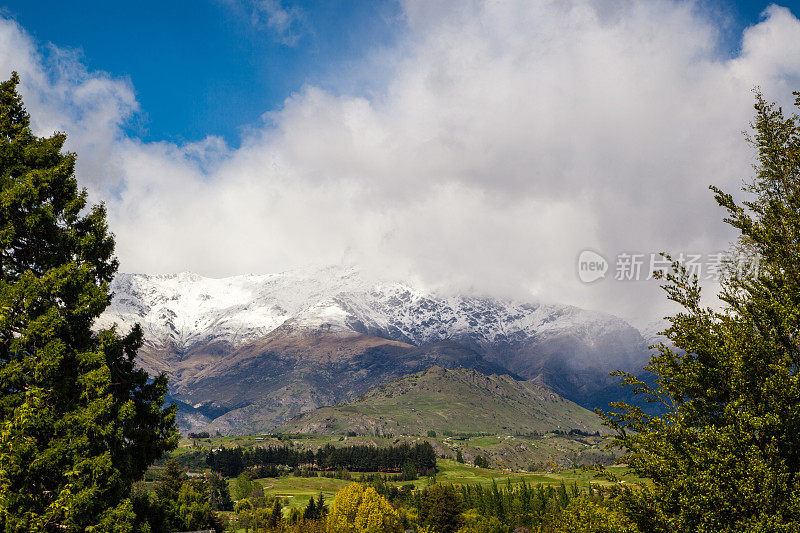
132,461,232,532
206,441,437,478
306,478,636,533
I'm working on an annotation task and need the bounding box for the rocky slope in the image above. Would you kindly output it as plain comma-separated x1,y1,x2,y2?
279,365,605,436
97,266,651,433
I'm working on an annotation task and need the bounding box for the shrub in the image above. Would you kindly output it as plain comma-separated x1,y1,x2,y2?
327,483,402,533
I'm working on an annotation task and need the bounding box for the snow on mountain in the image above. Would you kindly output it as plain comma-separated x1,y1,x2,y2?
96,266,370,349
97,266,638,356
332,283,635,348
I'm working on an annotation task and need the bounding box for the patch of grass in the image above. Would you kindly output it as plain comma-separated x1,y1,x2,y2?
387,460,644,491
255,476,353,508
209,457,645,510
466,436,503,447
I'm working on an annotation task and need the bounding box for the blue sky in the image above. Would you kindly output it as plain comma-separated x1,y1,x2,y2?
0,0,779,147
0,0,404,146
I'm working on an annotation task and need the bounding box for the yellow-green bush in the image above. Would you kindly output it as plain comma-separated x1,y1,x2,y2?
327,482,402,533
456,510,508,532
547,498,638,533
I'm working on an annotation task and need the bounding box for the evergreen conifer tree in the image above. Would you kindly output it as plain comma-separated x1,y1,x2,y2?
0,73,177,531
601,91,800,531
269,497,283,528
303,496,317,520
316,493,327,516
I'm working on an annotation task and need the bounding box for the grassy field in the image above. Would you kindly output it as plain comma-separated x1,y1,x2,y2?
253,476,353,508
431,460,641,488
247,460,643,509
465,436,503,447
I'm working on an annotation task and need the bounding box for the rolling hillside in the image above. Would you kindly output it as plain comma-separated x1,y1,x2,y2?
279,366,605,436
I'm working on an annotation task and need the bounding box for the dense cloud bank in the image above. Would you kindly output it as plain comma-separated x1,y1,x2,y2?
2,1,800,321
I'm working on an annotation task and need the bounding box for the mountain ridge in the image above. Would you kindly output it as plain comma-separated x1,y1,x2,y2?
97,267,652,433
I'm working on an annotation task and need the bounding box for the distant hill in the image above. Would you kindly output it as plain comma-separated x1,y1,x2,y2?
279,366,605,436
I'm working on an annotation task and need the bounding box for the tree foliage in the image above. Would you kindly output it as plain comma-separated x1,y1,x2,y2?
473,456,489,468
0,73,177,531
327,483,401,533
600,91,800,531
132,462,227,533
208,441,436,478
419,484,462,533
548,498,637,533
234,472,256,501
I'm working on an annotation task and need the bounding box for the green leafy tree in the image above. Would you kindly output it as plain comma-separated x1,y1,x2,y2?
401,460,418,481
0,73,177,531
131,481,169,533
154,460,185,503
327,483,401,533
234,472,255,501
136,467,225,532
234,498,254,532
151,460,186,530
473,455,488,468
548,498,638,533
176,479,221,531
455,511,506,533
601,91,800,531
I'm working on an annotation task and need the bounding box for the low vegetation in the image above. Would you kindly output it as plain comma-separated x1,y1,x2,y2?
127,428,644,531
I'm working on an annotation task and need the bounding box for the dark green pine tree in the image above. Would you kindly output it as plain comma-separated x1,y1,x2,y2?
424,484,463,533
268,498,283,528
303,496,317,520
315,493,326,517
0,73,177,531
207,472,233,512
601,91,800,531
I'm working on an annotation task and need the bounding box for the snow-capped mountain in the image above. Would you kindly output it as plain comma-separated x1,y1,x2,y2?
96,267,371,351
98,266,651,433
99,266,639,362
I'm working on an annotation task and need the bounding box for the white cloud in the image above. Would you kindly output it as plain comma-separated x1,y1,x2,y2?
2,1,800,323
259,0,302,40
221,0,306,45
